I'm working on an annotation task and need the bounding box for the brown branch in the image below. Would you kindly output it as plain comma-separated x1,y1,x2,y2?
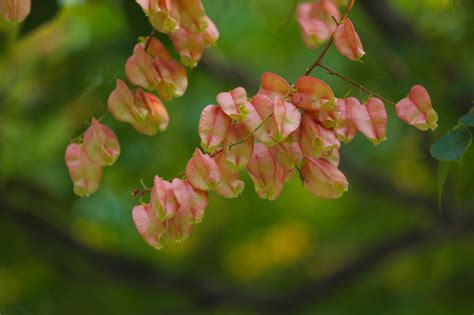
305,0,356,76
317,63,396,105
2,191,472,313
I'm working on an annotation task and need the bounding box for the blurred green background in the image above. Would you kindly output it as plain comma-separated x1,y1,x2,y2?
1,0,473,314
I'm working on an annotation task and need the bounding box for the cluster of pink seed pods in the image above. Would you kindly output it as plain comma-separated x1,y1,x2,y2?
59,0,440,249
65,0,218,197
131,0,439,249
133,70,438,249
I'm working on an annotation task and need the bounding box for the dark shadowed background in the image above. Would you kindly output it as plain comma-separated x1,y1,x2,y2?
1,0,473,314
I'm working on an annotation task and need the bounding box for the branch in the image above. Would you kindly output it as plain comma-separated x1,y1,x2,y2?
305,0,356,76
2,192,472,314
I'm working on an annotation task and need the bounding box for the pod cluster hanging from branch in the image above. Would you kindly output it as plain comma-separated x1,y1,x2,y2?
63,0,219,197
25,0,439,249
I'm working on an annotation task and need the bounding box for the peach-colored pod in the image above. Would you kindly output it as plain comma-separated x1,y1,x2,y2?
170,26,204,67
350,97,387,145
178,0,207,31
247,143,286,201
132,204,166,249
296,0,340,49
299,114,340,158
217,87,249,122
395,85,438,131
202,16,219,47
172,178,208,224
309,108,341,128
185,148,221,191
107,80,169,136
132,203,193,250
301,156,348,199
83,118,121,167
136,89,170,132
223,123,254,171
65,143,103,198
258,72,292,100
135,0,181,33
126,44,161,91
272,97,302,142
150,176,179,220
243,94,275,145
333,19,365,61
0,0,30,23
198,105,232,153
334,97,359,142
126,40,188,100
293,76,336,111
213,153,245,199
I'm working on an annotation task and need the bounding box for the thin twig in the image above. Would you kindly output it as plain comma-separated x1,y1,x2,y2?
317,62,395,105
305,0,356,76
228,114,273,150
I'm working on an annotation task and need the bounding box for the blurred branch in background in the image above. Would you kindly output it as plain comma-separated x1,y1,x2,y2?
2,182,473,313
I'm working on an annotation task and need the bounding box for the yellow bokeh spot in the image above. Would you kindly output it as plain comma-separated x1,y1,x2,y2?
227,221,314,280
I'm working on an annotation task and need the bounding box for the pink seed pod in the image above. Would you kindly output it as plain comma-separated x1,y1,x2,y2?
126,43,161,91
132,203,193,250
65,143,103,198
243,94,275,146
293,76,336,111
172,178,208,224
132,203,166,250
126,39,188,100
272,97,302,142
301,156,348,199
198,105,232,154
202,16,219,47
271,140,303,182
108,80,169,136
350,97,387,145
333,19,365,61
135,89,170,133
178,0,208,31
150,176,179,220
395,85,438,131
296,0,340,49
213,152,245,199
246,143,286,201
223,123,254,171
334,97,359,142
217,87,250,122
82,118,121,167
258,72,292,100
308,108,342,128
299,114,340,158
135,0,181,33
185,148,221,191
170,26,205,67
0,0,31,23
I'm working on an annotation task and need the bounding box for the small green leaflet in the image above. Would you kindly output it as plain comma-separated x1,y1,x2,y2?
430,127,472,162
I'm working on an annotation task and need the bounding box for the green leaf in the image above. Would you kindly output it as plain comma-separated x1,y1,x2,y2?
430,127,472,162
459,110,474,127
436,161,449,210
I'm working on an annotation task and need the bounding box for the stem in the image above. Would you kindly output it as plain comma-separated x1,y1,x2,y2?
228,114,273,150
144,28,156,52
305,0,356,76
317,63,395,105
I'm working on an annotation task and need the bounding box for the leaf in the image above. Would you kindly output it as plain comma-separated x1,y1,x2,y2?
459,110,474,127
430,127,472,162
436,161,449,210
